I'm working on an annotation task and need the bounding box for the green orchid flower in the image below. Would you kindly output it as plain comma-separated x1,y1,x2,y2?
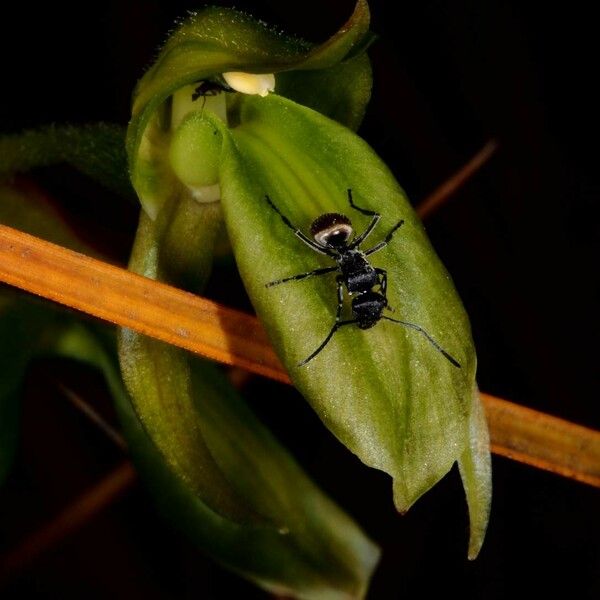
0,1,491,597
125,0,491,574
125,0,492,564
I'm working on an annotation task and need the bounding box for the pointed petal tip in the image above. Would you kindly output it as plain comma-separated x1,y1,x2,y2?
459,386,492,562
467,525,487,560
392,478,417,516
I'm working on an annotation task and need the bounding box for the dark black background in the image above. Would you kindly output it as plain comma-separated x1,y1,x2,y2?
0,1,598,598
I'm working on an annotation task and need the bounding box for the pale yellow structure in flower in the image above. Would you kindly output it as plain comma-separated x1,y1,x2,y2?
222,72,276,97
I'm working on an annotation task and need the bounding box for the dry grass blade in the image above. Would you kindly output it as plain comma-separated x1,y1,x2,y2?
0,223,287,384
58,383,128,451
483,393,600,487
0,223,598,488
416,140,498,219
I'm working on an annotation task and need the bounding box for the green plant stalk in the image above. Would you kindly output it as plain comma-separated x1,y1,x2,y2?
117,197,380,598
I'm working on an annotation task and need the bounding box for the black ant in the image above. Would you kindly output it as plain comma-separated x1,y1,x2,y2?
191,79,234,103
265,190,461,368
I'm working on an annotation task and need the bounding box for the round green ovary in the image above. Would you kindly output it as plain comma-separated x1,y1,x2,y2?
169,113,222,188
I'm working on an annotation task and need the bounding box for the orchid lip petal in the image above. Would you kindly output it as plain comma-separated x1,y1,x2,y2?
223,72,276,97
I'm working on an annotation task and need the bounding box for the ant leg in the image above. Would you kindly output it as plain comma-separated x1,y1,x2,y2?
350,216,381,248
375,268,394,311
191,84,202,102
375,268,387,295
348,189,381,248
347,188,378,216
266,266,337,288
364,219,405,256
298,320,356,366
299,278,352,366
382,316,461,368
192,83,217,102
265,195,334,256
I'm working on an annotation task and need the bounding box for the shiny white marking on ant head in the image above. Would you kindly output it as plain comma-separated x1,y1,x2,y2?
310,213,354,247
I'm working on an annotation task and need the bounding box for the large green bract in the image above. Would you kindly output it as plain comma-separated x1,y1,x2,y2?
219,94,478,511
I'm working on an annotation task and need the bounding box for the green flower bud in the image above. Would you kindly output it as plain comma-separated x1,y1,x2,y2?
169,112,222,190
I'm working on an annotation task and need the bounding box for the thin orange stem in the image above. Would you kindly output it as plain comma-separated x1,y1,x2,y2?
483,393,600,487
416,140,498,219
58,383,127,451
0,223,287,384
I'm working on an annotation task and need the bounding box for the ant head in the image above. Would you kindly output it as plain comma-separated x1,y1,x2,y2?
310,213,353,248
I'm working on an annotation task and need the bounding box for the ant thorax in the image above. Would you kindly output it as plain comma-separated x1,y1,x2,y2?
310,213,353,247
339,250,378,294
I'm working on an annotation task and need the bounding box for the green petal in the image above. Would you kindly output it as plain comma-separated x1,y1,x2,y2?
127,1,372,218
458,385,492,559
275,53,372,131
296,0,371,69
219,94,478,513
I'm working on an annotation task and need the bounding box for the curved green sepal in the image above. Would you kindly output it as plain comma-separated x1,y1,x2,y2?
115,199,379,596
458,385,492,559
218,94,484,526
0,124,132,199
128,1,372,218
275,53,372,132
119,339,380,599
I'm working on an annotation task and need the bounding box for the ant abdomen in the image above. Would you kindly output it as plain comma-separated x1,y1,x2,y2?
352,292,387,329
